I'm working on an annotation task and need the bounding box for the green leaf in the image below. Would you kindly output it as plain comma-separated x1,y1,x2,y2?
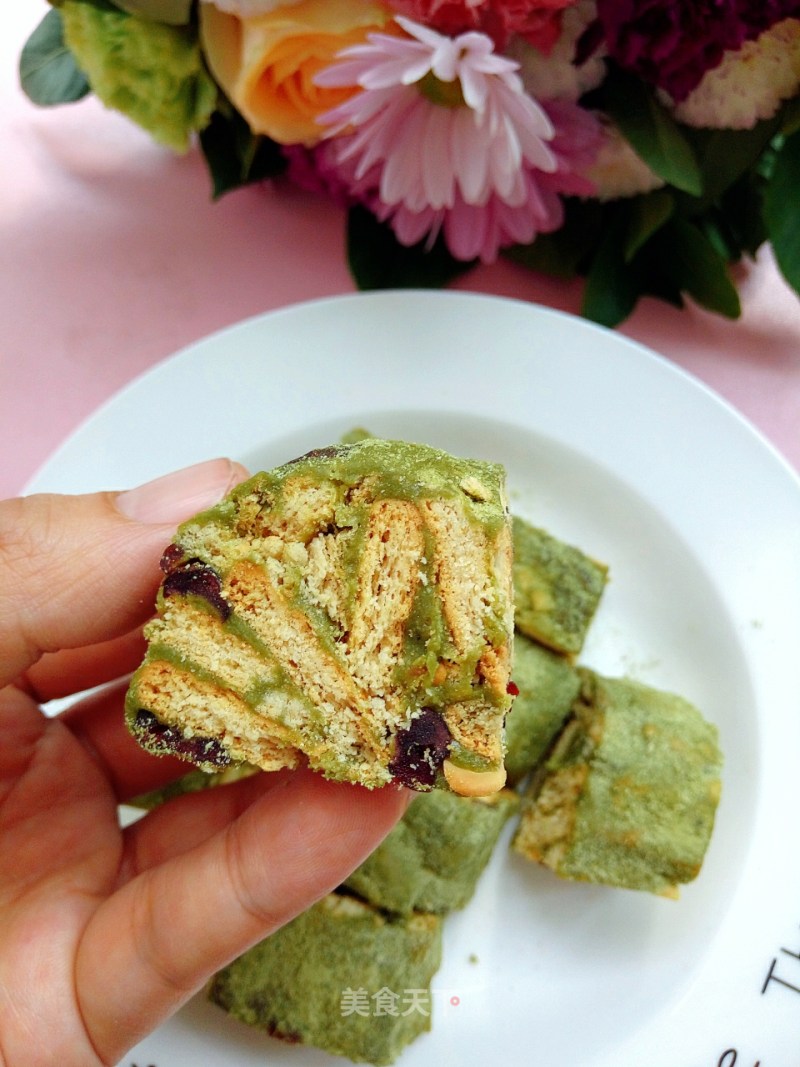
779,95,800,137
198,107,286,198
764,129,800,297
505,231,580,279
652,218,741,318
719,171,767,258
623,190,674,261
687,116,782,201
600,66,703,197
347,206,473,290
638,268,685,310
112,0,193,25
19,8,90,106
581,214,642,327
690,169,767,265
505,198,606,279
68,0,121,10
697,213,742,263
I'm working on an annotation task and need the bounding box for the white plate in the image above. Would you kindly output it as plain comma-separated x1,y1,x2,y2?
26,292,800,1067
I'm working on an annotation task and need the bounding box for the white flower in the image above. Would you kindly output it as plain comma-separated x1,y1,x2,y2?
580,118,664,201
670,18,800,130
508,1,606,104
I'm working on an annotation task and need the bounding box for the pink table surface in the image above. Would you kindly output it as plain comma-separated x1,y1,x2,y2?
3,3,800,502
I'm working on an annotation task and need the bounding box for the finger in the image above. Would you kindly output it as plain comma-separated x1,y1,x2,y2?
18,628,148,704
121,769,294,874
76,772,410,1061
60,679,192,801
0,458,249,690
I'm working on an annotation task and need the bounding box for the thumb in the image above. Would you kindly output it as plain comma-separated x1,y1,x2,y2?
0,459,248,689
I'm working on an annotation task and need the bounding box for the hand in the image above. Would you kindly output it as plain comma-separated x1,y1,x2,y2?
0,459,408,1067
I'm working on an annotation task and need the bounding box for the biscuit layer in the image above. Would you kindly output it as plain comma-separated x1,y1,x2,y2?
126,439,514,793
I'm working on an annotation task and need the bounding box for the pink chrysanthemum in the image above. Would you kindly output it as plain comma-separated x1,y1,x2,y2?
380,97,601,260
313,18,599,261
317,18,557,207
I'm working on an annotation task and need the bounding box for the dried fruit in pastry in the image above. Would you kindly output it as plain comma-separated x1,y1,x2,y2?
125,438,515,795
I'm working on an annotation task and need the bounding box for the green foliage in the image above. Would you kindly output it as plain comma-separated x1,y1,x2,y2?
347,206,473,291
582,212,640,327
502,90,800,325
19,8,90,105
58,0,217,152
199,106,287,199
650,218,740,319
779,96,800,137
505,199,605,279
112,0,193,25
623,190,674,262
599,66,702,196
685,115,782,201
507,180,748,327
765,129,800,299
20,4,800,327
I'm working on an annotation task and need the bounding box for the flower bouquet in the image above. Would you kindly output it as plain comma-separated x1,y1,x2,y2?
20,0,800,326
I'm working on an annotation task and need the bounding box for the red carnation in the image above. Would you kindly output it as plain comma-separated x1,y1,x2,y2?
387,0,576,53
594,0,800,101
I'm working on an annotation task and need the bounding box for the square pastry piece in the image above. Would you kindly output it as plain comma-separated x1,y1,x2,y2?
344,788,518,916
126,439,514,795
512,516,607,657
513,669,723,896
503,634,581,787
209,892,443,1067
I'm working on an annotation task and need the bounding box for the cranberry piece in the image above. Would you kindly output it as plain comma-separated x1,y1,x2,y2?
135,709,232,767
162,559,231,620
389,708,452,790
267,1023,302,1044
287,445,341,465
507,680,520,697
159,542,186,574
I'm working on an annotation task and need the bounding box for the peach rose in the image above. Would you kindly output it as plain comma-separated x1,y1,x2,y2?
200,0,393,145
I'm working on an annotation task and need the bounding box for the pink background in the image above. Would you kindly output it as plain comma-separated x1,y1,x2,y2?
3,2,800,501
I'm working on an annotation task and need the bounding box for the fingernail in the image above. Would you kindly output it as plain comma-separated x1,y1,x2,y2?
116,459,248,525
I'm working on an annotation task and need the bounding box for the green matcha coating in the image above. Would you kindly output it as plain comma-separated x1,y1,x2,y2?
396,529,454,681
128,764,257,810
512,516,608,656
504,634,582,786
344,789,518,916
529,670,723,895
189,438,508,537
340,427,375,444
208,893,442,1066
165,437,513,740
446,741,498,772
126,629,325,753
